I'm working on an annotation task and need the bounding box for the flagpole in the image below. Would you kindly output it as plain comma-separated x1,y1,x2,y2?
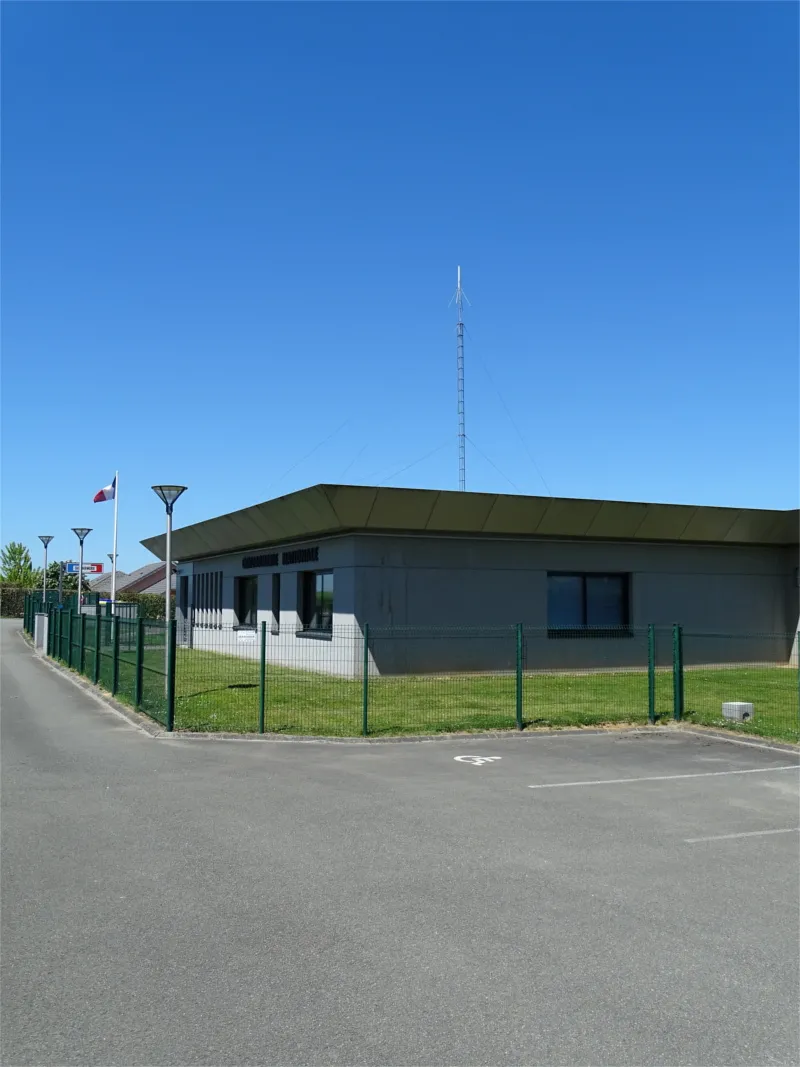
111,471,119,608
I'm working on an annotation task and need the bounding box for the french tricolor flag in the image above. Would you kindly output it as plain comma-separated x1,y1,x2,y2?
93,476,117,503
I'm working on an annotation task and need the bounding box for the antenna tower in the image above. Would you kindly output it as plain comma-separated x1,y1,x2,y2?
454,265,468,491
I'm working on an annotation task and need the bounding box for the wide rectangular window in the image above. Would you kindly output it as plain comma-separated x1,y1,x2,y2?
271,573,281,634
298,571,334,632
234,576,258,628
547,573,629,635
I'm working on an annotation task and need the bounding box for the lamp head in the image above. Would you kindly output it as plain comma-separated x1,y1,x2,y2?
152,485,187,510
38,535,54,547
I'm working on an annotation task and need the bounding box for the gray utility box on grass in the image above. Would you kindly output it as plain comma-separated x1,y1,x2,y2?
722,701,754,722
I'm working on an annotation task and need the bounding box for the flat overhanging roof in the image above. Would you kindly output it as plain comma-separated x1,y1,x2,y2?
141,484,800,562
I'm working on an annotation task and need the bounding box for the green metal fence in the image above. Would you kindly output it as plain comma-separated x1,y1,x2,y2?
172,623,363,734
167,622,799,741
39,602,175,729
679,631,799,744
23,592,61,635
21,596,800,742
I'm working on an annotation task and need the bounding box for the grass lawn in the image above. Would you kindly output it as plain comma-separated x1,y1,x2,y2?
148,647,799,742
53,639,799,743
681,665,799,744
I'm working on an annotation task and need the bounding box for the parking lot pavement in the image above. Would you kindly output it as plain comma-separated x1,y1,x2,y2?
2,620,798,1067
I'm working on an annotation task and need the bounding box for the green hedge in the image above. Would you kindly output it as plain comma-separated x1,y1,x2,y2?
1,585,34,617
116,590,174,620
0,585,174,620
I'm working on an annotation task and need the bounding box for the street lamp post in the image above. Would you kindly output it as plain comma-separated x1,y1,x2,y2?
71,528,92,613
38,535,54,607
152,486,187,680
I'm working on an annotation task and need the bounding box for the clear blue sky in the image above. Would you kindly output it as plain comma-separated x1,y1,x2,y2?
2,2,797,571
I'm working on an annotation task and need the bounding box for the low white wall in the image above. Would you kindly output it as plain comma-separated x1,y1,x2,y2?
186,619,364,678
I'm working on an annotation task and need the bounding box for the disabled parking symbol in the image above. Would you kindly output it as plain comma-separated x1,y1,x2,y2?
454,755,502,766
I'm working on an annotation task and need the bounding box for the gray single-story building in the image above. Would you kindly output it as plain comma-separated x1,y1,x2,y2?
142,484,799,676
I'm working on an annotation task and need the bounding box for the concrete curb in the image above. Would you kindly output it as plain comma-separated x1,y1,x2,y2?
18,627,798,752
672,724,799,755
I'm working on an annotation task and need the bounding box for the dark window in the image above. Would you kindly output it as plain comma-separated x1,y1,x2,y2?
547,573,630,635
299,571,334,632
547,575,583,628
271,573,281,634
192,570,223,628
234,576,258,628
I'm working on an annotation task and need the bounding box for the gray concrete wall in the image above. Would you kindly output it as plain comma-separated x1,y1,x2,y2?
176,537,361,677
173,532,796,676
353,534,797,673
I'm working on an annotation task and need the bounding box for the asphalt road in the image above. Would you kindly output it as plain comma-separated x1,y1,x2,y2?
2,619,799,1066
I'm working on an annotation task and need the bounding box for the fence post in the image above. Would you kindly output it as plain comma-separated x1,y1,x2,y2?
166,619,177,732
362,622,369,736
258,621,266,734
54,609,60,659
94,614,101,684
67,611,74,668
672,624,684,721
647,624,656,724
135,618,144,708
515,623,524,730
112,619,120,695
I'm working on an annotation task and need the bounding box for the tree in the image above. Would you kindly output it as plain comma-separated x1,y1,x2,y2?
46,560,80,593
0,542,40,587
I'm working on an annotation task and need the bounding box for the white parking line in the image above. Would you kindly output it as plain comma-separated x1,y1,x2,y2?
685,828,800,843
528,765,800,789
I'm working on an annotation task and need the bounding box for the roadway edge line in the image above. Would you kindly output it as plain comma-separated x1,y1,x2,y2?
528,765,800,789
685,828,800,843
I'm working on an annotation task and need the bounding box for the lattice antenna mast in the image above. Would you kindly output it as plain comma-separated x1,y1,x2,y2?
453,265,470,491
